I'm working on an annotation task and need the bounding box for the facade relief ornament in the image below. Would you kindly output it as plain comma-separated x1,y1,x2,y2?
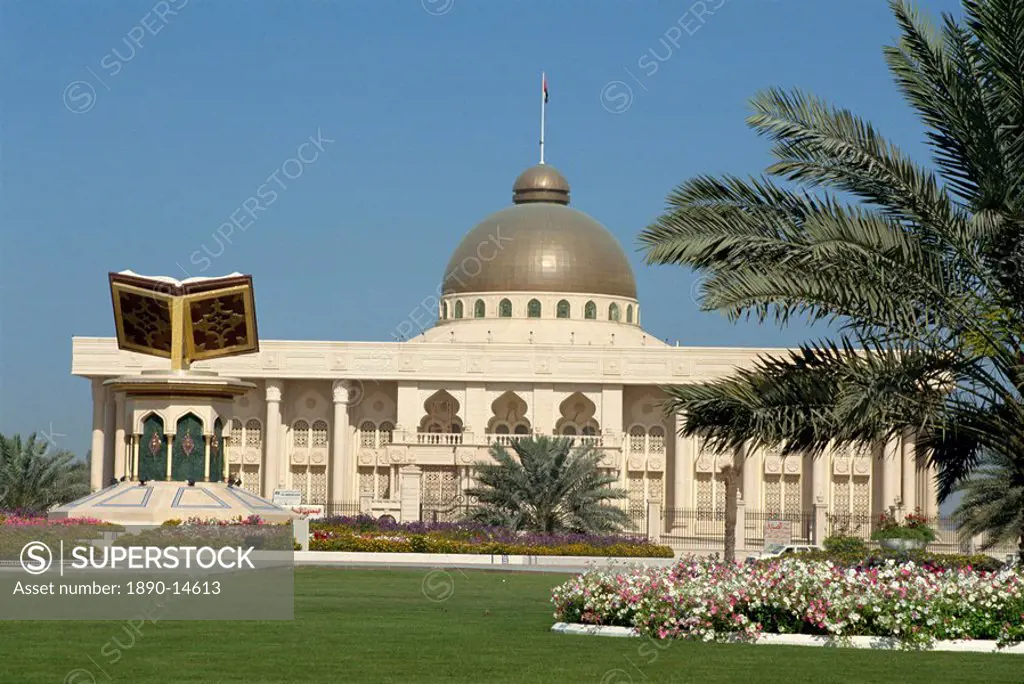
695,454,713,473
854,458,871,476
358,451,374,466
648,457,664,472
833,457,850,475
291,451,308,465
310,451,326,465
784,457,801,474
764,455,782,474
627,456,644,471
716,453,733,471
244,448,260,464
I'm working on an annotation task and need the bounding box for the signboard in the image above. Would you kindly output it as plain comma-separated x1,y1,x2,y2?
272,489,302,506
763,519,793,554
289,504,325,519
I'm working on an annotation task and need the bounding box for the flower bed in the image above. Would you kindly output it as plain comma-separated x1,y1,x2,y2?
0,513,121,559
309,516,673,558
114,515,294,549
551,556,1024,648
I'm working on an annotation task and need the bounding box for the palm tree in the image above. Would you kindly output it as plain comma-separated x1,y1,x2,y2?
465,435,630,534
0,433,90,513
639,0,1024,554
955,452,1024,559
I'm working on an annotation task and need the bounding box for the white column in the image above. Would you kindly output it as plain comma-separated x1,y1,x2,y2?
396,382,419,439
532,384,553,434
264,380,284,496
882,437,901,511
90,380,107,490
810,447,828,507
673,413,692,510
465,382,487,437
901,429,916,513
203,434,212,482
331,380,351,502
103,391,116,485
740,443,758,508
600,385,623,436
113,392,126,482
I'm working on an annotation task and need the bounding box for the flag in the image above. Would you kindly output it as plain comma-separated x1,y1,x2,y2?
543,75,549,103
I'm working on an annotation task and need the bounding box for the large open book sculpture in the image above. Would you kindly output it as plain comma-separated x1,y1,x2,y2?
109,270,259,369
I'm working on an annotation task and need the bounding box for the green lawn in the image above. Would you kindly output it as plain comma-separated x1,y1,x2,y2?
1,567,1022,683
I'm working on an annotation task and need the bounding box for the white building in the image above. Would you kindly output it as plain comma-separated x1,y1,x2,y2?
71,163,939,540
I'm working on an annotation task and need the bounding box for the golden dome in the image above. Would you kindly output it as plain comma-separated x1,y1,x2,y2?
441,165,637,299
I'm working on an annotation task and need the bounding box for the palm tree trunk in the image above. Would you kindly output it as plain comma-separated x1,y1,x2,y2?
722,465,739,563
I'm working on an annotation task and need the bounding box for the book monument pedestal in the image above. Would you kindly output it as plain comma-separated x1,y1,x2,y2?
49,271,296,525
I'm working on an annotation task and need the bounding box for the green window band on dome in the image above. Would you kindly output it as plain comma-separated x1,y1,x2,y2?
556,300,570,318
527,299,541,318
454,301,464,319
499,299,512,317
584,301,596,319
474,299,485,318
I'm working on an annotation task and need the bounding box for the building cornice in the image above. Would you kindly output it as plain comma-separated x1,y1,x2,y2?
71,337,789,385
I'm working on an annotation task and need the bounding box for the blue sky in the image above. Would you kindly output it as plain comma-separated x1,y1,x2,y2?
0,0,965,457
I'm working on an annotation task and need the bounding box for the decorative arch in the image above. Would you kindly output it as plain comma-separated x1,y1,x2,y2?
454,300,464,319
139,413,167,482
441,301,448,319
626,304,634,323
171,413,205,482
556,300,570,318
527,298,541,318
474,299,486,318
499,298,512,318
584,301,597,319
418,390,463,433
486,391,532,434
555,392,600,436
609,303,620,322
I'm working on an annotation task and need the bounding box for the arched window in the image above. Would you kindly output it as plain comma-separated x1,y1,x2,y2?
626,304,634,323
474,299,486,318
245,419,262,447
649,426,665,454
629,425,646,453
562,425,577,436
379,421,394,445
609,303,620,322
441,301,448,319
514,424,529,435
312,420,328,448
556,300,570,318
584,301,597,319
293,420,310,448
454,301,464,319
527,298,541,318
499,298,512,318
494,424,510,435
360,421,377,448
582,425,597,436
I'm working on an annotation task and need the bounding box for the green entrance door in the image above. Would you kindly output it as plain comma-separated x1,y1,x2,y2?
139,414,167,482
171,414,206,482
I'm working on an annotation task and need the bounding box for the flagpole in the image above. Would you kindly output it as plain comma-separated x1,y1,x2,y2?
539,71,546,165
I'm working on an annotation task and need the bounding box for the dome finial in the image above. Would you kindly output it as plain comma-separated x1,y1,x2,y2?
513,164,569,205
